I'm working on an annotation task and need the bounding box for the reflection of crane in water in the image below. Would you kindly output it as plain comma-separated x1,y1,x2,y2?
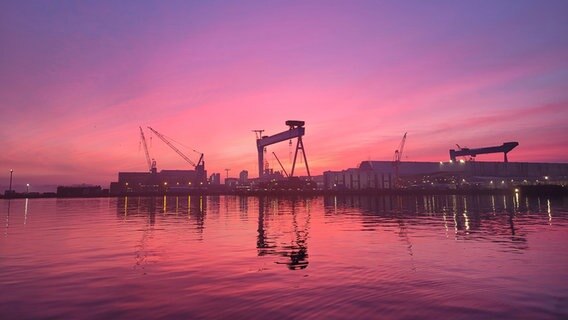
396,216,416,271
133,197,156,275
257,197,310,270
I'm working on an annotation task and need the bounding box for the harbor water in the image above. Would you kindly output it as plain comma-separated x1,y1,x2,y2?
1,195,567,319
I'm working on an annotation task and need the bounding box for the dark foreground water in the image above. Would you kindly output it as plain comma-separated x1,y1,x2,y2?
1,195,567,319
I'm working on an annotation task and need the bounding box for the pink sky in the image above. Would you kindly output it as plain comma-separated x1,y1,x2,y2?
1,1,567,190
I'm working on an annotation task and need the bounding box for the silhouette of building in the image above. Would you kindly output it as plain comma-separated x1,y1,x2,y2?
209,173,221,185
110,169,207,195
324,160,568,190
239,170,248,183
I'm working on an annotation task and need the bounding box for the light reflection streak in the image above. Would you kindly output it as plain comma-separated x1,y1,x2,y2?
163,195,167,213
24,198,29,225
4,200,11,236
547,199,552,225
124,196,128,216
452,195,458,235
525,197,529,212
333,196,337,214
491,195,496,214
442,207,449,238
188,196,191,217
463,197,470,232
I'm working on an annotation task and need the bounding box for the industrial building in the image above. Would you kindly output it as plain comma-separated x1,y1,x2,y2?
323,160,568,191
109,126,208,195
110,169,207,195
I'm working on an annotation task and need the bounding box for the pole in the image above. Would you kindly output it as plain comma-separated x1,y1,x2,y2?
9,169,13,194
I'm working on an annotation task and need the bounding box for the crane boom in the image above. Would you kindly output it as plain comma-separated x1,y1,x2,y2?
139,126,152,172
146,126,202,167
395,132,407,162
393,132,407,188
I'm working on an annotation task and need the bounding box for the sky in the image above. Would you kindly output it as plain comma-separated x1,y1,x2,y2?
1,0,567,191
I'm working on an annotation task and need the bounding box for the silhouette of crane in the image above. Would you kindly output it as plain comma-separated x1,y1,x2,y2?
393,132,407,187
255,120,310,179
139,127,157,173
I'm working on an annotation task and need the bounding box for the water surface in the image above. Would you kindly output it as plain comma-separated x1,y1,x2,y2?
1,195,567,319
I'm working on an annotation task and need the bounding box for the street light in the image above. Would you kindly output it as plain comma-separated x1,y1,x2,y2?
26,183,30,193
9,169,13,194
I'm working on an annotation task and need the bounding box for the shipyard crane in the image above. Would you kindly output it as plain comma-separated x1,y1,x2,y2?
449,142,519,163
146,127,204,168
255,120,310,179
146,127,206,183
393,132,407,187
139,126,157,173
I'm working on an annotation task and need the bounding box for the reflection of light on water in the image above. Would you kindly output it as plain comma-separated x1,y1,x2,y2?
163,195,167,213
124,197,128,216
188,196,191,217
525,197,529,212
452,195,458,235
514,193,519,211
442,208,449,238
5,200,11,237
547,199,552,225
24,198,29,225
463,201,470,232
305,198,311,212
503,196,507,210
432,196,436,214
175,197,179,215
200,196,203,213
491,195,496,214
334,196,337,214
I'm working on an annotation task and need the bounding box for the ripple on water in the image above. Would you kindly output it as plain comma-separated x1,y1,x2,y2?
1,196,567,319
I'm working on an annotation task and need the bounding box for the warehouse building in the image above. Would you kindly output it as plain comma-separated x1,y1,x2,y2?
323,160,568,190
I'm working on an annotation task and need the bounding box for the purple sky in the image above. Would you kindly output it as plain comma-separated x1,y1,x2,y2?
1,0,567,190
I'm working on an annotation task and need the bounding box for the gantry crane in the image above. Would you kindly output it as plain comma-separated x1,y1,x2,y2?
146,126,206,181
393,132,407,187
255,120,310,179
139,126,157,173
449,142,519,163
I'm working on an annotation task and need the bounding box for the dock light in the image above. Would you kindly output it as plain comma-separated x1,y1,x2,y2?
459,159,465,163
449,160,453,163
501,181,505,184
440,161,443,165
545,176,549,180
490,181,494,184
125,182,128,186
164,182,168,186
514,188,519,193
26,183,29,193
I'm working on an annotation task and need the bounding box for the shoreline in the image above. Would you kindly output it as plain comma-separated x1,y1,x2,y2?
2,185,566,199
